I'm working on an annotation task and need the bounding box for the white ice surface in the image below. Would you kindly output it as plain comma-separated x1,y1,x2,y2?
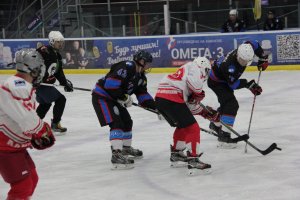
1,71,300,200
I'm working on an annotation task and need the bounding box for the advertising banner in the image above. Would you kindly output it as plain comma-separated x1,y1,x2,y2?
0,30,299,70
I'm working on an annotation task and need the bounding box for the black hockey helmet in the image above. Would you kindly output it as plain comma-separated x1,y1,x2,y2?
133,50,153,64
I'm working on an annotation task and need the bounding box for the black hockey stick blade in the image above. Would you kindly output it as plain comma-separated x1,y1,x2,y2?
260,143,281,156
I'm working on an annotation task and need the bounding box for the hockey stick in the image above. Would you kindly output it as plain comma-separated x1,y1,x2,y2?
245,70,262,153
199,102,281,156
41,83,92,92
40,83,155,113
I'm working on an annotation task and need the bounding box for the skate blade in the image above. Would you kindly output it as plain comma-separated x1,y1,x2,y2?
125,155,143,160
53,131,67,136
217,142,237,149
187,168,212,176
111,163,134,170
170,161,188,168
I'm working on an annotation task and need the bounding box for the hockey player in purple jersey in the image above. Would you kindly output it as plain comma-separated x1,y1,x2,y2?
208,40,269,148
92,50,156,169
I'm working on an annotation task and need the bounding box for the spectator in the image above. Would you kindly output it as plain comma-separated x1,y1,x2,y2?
263,10,283,31
78,48,89,69
221,9,246,33
63,52,75,69
70,40,80,67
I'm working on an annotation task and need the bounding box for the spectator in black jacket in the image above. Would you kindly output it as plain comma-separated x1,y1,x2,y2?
263,10,283,31
221,9,246,33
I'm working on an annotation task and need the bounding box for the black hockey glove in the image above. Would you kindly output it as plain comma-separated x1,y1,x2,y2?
246,80,262,96
64,79,73,92
257,55,269,71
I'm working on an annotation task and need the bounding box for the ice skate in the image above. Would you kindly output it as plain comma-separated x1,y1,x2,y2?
111,149,134,170
170,145,188,168
51,120,67,135
187,152,211,176
122,146,143,160
209,122,237,149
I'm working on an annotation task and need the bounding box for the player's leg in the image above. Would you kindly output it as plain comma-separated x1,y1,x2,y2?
207,81,239,147
92,95,133,169
119,106,143,159
0,150,38,200
36,85,67,133
52,94,67,133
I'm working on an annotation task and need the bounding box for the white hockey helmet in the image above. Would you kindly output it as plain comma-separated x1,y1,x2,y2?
229,9,238,16
237,43,254,66
193,56,211,81
48,31,64,47
15,49,46,85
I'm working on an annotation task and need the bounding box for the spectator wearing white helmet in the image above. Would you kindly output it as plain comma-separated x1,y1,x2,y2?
36,31,73,134
207,41,269,148
155,57,220,173
0,49,55,200
221,9,246,32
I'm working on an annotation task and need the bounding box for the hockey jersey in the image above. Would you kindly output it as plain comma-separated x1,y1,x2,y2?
156,61,206,104
93,60,156,110
37,45,68,86
0,75,44,151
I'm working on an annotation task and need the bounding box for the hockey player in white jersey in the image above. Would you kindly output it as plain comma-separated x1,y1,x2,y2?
0,49,55,200
155,57,220,174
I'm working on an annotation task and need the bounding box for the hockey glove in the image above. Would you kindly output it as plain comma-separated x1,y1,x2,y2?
199,106,220,123
246,80,262,96
117,94,133,107
257,55,269,71
31,122,56,150
188,91,205,104
64,79,73,92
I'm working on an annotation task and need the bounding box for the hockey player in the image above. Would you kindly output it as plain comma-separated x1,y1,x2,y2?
0,49,55,200
208,41,268,148
155,57,220,173
36,31,73,134
92,50,157,169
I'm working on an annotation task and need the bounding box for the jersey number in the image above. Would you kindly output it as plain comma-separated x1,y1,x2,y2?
167,68,184,81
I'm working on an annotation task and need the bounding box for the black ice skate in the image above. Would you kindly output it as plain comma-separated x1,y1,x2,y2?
51,120,67,135
122,146,143,159
187,152,211,176
111,149,134,170
209,122,237,149
170,145,188,168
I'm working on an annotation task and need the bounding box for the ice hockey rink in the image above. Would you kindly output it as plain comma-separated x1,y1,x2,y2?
1,71,300,200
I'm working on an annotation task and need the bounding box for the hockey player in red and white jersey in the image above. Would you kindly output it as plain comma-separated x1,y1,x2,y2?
155,57,220,173
0,49,55,200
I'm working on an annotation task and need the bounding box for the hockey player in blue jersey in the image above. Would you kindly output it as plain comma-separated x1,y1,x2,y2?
92,50,156,169
208,41,269,148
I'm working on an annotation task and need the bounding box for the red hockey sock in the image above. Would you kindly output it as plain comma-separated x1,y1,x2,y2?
173,128,186,150
184,122,200,156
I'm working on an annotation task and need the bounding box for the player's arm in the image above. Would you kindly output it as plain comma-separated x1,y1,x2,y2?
134,75,157,110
